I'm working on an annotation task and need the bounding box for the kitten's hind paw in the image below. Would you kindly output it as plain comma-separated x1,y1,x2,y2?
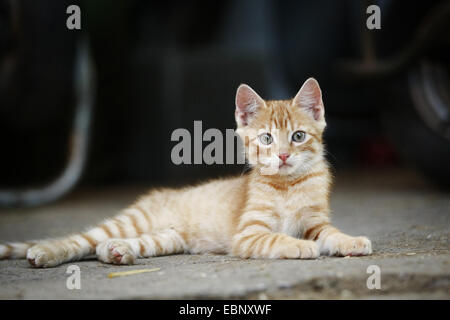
27,244,61,268
96,239,136,265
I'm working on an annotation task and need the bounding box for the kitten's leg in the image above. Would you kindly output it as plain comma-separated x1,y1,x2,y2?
233,205,319,259
96,229,187,265
26,235,97,268
26,207,150,267
303,222,372,256
232,231,319,259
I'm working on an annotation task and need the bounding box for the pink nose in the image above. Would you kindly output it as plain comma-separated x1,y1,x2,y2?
278,153,290,163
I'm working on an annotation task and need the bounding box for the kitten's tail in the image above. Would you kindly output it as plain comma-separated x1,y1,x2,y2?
0,205,153,266
0,242,36,259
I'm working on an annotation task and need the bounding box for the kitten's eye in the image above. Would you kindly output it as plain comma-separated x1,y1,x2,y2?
292,130,306,143
259,133,273,145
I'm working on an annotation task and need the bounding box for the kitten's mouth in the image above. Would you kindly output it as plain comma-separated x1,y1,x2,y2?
279,163,292,168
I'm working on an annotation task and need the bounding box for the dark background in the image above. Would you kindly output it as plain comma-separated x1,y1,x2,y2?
0,0,449,206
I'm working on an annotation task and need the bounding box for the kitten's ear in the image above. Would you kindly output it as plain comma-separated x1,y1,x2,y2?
235,84,265,127
293,78,324,121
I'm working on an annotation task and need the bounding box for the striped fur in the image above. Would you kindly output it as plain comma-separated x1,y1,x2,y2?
0,78,371,267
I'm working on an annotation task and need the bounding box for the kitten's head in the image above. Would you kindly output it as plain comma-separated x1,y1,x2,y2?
235,78,326,177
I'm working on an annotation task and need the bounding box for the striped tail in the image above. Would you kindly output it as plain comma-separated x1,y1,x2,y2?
0,242,36,259
0,205,153,267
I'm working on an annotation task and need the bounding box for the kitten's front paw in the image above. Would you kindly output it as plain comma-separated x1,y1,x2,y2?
96,239,136,265
27,244,60,268
322,234,372,257
282,240,319,259
297,240,320,259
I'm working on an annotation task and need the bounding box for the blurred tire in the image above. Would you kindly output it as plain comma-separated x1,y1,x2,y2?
383,58,450,187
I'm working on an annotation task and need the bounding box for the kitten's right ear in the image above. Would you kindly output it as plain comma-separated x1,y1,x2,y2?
235,84,265,127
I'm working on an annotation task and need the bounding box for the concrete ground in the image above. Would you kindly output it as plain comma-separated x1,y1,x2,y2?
0,169,449,299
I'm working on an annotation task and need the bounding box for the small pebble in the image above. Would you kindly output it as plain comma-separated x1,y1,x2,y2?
341,289,352,299
258,293,269,300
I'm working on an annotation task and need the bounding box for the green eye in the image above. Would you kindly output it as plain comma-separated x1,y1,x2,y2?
259,133,273,145
292,131,306,143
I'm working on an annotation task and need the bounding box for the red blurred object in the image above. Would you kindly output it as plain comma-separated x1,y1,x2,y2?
358,136,399,167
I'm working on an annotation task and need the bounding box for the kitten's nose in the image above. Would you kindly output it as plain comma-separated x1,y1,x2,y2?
278,153,290,163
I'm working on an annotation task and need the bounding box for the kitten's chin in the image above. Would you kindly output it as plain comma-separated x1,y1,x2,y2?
254,159,313,177
281,162,316,178
277,165,294,175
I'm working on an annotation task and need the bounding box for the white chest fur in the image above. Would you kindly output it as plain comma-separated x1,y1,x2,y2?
274,196,302,238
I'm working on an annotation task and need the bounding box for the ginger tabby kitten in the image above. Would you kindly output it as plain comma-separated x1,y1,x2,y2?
0,78,372,267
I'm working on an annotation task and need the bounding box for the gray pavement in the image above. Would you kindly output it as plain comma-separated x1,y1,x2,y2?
0,169,449,299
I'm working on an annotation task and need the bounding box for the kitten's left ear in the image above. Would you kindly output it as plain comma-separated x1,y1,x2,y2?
293,78,324,121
